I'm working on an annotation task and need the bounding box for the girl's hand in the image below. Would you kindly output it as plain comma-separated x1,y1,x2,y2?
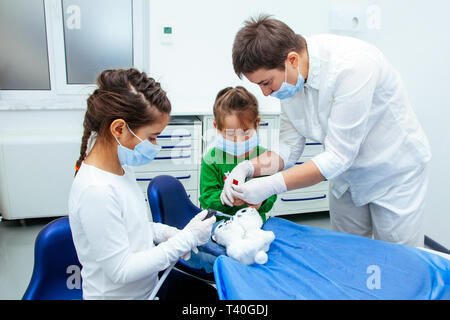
233,198,246,207
248,202,262,210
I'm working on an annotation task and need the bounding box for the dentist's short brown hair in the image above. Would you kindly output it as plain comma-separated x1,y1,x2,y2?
232,14,306,79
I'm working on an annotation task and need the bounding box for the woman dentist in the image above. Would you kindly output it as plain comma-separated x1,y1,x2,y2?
223,15,431,247
69,68,216,299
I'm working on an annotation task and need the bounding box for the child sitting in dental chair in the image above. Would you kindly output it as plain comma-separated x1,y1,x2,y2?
184,87,277,273
199,86,277,222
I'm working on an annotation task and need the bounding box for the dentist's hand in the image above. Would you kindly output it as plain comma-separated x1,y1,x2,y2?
220,160,255,207
231,172,287,205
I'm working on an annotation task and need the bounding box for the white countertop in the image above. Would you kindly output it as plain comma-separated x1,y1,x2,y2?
0,98,281,115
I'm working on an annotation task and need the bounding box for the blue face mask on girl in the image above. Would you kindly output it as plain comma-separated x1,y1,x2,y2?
270,61,305,100
215,130,259,157
114,124,161,166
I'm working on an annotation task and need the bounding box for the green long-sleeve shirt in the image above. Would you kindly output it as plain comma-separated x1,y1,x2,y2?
199,146,277,222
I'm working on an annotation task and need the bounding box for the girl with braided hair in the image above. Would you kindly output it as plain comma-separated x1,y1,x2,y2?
69,68,216,300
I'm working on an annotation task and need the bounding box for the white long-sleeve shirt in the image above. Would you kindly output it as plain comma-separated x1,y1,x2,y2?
277,34,431,206
68,163,193,300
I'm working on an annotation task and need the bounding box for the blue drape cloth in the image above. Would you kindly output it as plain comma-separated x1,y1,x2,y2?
213,217,450,300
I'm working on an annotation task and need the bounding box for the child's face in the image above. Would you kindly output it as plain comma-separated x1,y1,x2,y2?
216,113,259,143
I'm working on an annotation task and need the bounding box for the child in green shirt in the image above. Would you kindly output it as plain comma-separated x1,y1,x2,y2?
199,86,277,222
183,86,276,273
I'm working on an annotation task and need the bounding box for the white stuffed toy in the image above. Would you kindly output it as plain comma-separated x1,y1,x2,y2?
212,207,275,265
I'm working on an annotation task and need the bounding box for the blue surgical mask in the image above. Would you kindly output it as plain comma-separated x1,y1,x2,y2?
215,131,259,156
115,124,161,166
270,61,305,100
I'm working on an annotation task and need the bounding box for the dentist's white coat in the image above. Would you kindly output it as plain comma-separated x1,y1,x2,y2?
276,34,431,246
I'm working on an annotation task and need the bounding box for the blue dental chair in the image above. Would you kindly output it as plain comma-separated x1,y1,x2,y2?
23,217,83,300
22,215,216,301
147,175,216,282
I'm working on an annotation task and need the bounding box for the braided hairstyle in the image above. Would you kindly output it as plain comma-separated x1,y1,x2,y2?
75,68,171,175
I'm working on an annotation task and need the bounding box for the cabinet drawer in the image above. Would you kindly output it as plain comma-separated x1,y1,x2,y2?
301,140,324,157
294,155,313,166
271,190,329,216
282,180,329,195
131,149,201,172
159,139,198,150
135,170,198,193
157,124,202,149
258,116,278,150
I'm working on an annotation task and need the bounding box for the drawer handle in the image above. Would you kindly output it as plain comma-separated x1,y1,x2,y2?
136,175,191,182
154,155,191,160
259,122,269,126
157,134,192,138
161,144,192,149
305,142,322,146
174,175,191,180
280,195,327,202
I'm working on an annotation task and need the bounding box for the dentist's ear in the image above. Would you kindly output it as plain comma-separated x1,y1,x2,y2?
286,51,300,69
213,121,217,129
256,117,261,129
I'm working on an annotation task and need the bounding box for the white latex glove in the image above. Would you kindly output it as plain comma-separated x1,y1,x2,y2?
157,211,215,264
231,172,287,205
151,223,180,243
181,251,191,261
165,228,193,259
164,227,191,261
184,210,216,247
220,160,255,207
152,223,192,260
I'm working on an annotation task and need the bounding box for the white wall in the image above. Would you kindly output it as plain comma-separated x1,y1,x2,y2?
147,0,331,113
0,0,448,246
329,0,450,247
147,0,450,246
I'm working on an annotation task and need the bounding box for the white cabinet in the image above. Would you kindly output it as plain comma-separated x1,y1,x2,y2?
131,116,202,221
0,129,81,219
